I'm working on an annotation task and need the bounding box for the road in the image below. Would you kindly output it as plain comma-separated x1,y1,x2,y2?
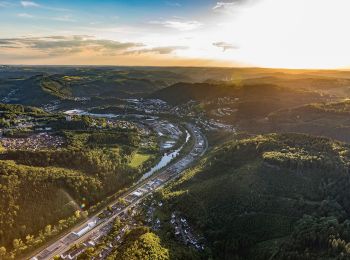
30,123,207,260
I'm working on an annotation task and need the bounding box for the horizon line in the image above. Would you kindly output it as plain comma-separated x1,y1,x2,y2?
1,64,349,72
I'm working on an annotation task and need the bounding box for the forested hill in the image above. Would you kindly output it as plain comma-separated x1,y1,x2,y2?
155,133,350,259
266,100,350,143
150,82,238,105
3,74,164,106
150,82,324,105
0,69,189,106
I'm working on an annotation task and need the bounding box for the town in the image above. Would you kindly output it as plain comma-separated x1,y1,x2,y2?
31,123,207,260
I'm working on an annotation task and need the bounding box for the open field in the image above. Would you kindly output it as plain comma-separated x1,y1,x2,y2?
129,153,151,168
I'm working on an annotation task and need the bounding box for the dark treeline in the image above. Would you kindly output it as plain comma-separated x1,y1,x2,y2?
154,133,350,259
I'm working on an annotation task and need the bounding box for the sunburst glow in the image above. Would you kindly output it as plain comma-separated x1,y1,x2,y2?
0,0,349,68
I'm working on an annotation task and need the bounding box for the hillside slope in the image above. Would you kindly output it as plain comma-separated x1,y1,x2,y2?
1,70,185,107
151,83,327,123
155,133,350,259
265,100,350,142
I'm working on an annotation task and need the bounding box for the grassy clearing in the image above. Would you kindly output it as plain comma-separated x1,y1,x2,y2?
129,153,151,168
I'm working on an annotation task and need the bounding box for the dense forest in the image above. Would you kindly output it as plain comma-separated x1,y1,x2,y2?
151,133,350,259
0,109,157,259
150,82,325,105
264,100,350,143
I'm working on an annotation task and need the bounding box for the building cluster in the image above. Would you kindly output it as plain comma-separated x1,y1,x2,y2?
42,100,61,112
55,205,141,260
143,199,164,231
1,88,18,103
195,118,236,132
0,114,34,129
125,98,170,115
64,109,142,132
212,107,238,117
167,98,237,132
171,213,205,251
60,217,129,260
170,100,203,118
73,97,90,102
106,119,139,131
0,132,65,150
144,119,182,150
0,114,57,139
95,222,130,260
124,178,164,204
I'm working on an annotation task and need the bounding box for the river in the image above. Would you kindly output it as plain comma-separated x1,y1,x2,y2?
139,130,190,182
64,109,191,182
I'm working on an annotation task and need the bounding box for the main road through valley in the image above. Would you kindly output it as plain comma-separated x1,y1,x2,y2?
30,123,207,260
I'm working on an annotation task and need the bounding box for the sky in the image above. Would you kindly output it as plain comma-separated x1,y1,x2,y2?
0,0,350,68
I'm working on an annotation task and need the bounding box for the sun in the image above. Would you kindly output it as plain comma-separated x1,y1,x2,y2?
214,0,350,69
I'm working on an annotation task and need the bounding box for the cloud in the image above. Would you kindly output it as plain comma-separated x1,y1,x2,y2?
213,42,238,51
89,21,102,25
0,35,144,56
52,15,75,22
20,0,69,12
15,13,75,22
0,1,14,7
150,19,202,31
213,1,255,13
17,12,34,18
20,1,39,7
165,1,181,7
0,39,20,48
124,46,187,55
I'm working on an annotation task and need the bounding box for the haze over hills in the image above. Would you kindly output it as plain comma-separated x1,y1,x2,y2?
0,67,194,107
1,66,350,260
2,66,349,106
2,0,350,259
